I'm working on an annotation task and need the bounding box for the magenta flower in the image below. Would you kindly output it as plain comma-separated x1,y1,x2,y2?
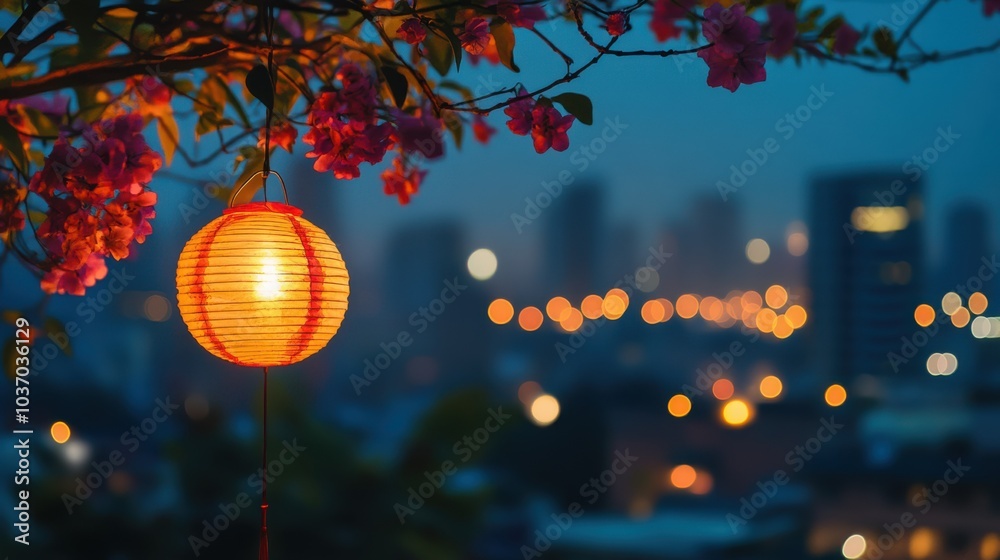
530,105,574,153
259,122,298,152
702,3,761,54
393,109,445,160
833,23,861,55
767,4,797,57
605,12,628,37
503,89,535,136
698,42,767,92
650,0,694,42
398,17,427,45
461,17,491,55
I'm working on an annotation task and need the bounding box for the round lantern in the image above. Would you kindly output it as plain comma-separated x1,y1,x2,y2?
176,197,349,367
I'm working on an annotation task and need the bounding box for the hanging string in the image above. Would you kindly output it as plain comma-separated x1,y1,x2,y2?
261,0,276,202
259,365,269,560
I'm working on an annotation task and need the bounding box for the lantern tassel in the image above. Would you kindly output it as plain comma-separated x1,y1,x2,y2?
259,366,269,560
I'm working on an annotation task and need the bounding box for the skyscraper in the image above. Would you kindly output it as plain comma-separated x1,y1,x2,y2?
808,171,925,379
545,185,603,300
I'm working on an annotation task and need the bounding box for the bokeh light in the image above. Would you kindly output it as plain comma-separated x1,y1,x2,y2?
518,306,544,331
667,394,692,417
909,527,936,559
676,294,700,319
546,296,572,322
467,248,498,280
560,308,584,332
787,231,809,257
143,294,171,322
690,470,714,495
488,299,515,325
765,285,788,309
970,292,988,315
746,238,770,264
951,307,971,328
669,464,697,489
972,316,992,339
641,300,666,324
721,399,753,427
825,384,847,407
914,304,935,327
603,288,629,319
712,378,735,400
759,375,783,399
942,292,962,315
50,421,71,444
657,298,674,322
785,305,807,328
517,381,543,405
842,534,867,559
529,394,560,426
581,295,604,319
981,533,1000,560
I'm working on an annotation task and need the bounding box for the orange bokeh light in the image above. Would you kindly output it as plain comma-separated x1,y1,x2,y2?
676,294,700,319
518,306,544,331
914,304,935,327
581,295,604,319
712,378,735,400
765,285,788,309
641,300,666,324
488,299,515,325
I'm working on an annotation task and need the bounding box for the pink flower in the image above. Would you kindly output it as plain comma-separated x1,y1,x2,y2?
767,4,797,57
489,0,546,29
398,17,427,44
650,0,693,42
605,12,628,37
461,17,491,55
381,157,426,205
698,41,767,92
41,253,108,296
530,104,574,153
259,122,298,152
393,109,445,160
986,0,1000,15
472,115,496,144
833,23,861,55
503,89,535,136
702,3,761,54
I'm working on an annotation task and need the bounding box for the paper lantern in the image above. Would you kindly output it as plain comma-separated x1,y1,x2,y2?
176,200,349,367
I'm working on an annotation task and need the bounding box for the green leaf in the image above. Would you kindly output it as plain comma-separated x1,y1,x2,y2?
245,64,275,111
44,318,71,357
490,20,519,73
381,65,409,108
442,27,464,72
874,27,897,58
156,115,179,166
551,92,593,126
818,16,844,40
214,76,251,128
19,107,60,137
0,119,28,176
445,113,463,149
424,32,454,76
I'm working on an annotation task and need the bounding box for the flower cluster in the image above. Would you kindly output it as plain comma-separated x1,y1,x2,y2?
304,63,394,179
605,12,628,37
767,4,797,58
28,114,160,295
650,0,694,42
504,89,575,154
697,3,767,92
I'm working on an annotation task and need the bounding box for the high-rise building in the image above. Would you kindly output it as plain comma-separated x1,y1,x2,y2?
545,185,603,300
808,171,925,379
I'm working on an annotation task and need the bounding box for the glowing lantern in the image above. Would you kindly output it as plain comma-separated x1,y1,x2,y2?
177,201,349,366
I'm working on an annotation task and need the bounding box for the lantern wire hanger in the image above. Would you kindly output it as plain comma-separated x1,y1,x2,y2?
257,2,277,558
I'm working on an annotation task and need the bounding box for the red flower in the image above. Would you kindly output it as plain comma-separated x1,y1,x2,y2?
381,157,426,205
605,12,628,37
650,0,693,42
398,17,427,44
393,108,445,160
698,42,767,92
833,23,861,55
461,17,491,55
489,0,547,29
472,115,496,144
259,122,298,152
530,104,574,154
767,4,797,58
